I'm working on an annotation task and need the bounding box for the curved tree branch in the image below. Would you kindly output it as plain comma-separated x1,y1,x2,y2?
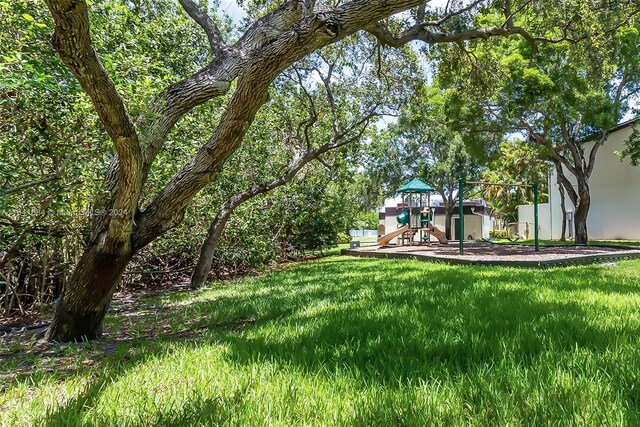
44,0,142,252
365,20,546,50
1,154,70,196
178,0,226,57
138,0,306,176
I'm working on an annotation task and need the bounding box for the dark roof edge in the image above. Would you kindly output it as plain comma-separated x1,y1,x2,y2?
582,117,639,143
607,117,639,134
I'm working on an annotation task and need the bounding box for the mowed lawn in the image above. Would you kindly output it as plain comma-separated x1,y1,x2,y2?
3,255,640,426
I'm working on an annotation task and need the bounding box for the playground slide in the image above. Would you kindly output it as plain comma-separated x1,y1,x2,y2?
427,224,449,244
377,225,409,246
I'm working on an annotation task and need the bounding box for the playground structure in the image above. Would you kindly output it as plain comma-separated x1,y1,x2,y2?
349,177,640,268
377,178,448,246
348,175,640,267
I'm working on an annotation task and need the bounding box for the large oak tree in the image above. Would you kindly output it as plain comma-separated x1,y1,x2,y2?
40,0,637,341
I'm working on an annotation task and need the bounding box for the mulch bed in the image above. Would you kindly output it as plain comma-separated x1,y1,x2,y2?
344,242,640,267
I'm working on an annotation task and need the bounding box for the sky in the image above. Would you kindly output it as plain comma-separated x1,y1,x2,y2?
218,0,246,22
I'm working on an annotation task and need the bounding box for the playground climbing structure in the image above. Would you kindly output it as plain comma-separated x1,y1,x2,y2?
376,178,448,246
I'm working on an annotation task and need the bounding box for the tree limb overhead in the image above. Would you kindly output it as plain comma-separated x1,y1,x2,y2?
178,0,226,57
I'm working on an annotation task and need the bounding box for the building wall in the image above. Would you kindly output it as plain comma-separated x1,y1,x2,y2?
432,213,490,240
379,210,402,244
431,213,446,233
482,214,493,239
380,213,400,237
379,212,490,242
520,123,640,240
460,215,482,240
517,203,552,240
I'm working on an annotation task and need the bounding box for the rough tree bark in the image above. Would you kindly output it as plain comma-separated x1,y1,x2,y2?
438,191,454,240
42,0,600,341
444,207,453,240
43,0,142,341
542,140,598,245
572,176,591,244
558,177,567,242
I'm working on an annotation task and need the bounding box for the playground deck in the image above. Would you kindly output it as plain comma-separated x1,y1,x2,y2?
342,242,640,268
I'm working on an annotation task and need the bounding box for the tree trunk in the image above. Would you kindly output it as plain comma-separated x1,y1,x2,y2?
558,183,567,242
553,161,589,245
190,208,234,289
573,179,591,245
45,244,132,341
444,206,453,240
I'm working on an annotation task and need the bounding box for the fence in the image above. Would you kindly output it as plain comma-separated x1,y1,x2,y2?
349,229,378,238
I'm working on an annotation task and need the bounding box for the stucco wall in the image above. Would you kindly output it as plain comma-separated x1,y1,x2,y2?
521,123,640,240
518,203,552,240
432,213,446,231
443,213,489,240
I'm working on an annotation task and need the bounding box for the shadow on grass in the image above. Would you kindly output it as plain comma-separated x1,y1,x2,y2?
38,257,640,424
218,272,629,381
43,369,122,426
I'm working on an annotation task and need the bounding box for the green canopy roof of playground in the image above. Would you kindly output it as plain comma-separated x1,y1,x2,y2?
397,178,434,193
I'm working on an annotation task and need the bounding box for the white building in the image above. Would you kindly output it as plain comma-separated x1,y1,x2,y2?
519,119,640,240
379,198,493,242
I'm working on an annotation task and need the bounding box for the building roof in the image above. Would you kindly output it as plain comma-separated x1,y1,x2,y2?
607,117,639,134
397,178,434,193
379,203,492,217
581,117,639,143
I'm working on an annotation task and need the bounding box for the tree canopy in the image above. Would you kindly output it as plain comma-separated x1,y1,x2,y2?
2,0,639,340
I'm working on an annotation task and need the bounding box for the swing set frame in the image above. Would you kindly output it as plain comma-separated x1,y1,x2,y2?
457,177,539,255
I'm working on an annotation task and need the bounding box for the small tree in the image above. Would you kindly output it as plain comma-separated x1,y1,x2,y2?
478,140,548,231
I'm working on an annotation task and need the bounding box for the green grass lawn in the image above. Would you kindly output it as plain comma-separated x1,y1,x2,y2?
3,255,640,425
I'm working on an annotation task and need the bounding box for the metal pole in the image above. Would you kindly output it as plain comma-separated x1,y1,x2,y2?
427,192,431,243
409,191,413,245
533,181,539,252
459,176,464,255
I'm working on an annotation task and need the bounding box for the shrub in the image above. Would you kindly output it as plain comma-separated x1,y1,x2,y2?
336,232,352,244
489,229,511,239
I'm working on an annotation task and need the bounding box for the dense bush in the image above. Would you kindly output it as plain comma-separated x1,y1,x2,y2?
489,229,511,239
336,232,352,244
